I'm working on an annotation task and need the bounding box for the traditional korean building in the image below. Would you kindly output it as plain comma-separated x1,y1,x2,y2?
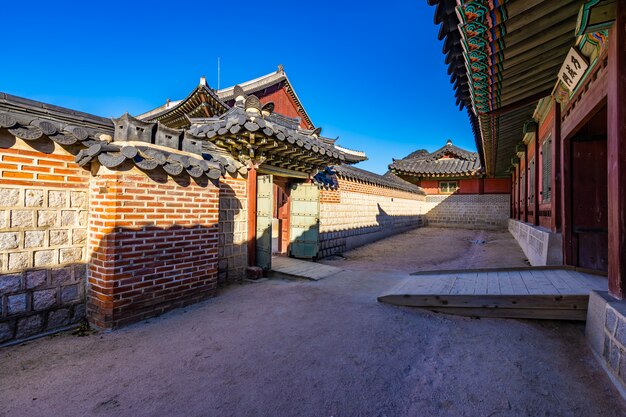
428,0,626,394
391,139,497,194
0,66,427,344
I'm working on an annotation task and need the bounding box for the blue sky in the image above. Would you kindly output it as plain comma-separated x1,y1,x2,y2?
1,0,474,174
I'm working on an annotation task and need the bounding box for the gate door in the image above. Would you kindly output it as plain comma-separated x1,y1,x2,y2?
256,175,273,271
290,182,320,258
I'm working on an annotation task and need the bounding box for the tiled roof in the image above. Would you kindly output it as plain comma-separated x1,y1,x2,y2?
389,140,482,178
332,165,425,195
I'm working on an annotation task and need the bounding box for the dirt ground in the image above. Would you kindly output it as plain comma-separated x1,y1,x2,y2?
1,227,625,417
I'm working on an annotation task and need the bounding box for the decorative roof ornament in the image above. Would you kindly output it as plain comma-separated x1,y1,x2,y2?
233,85,246,102
261,102,274,116
244,95,262,114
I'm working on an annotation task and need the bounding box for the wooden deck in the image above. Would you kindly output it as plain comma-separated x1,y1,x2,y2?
378,268,607,320
271,256,342,281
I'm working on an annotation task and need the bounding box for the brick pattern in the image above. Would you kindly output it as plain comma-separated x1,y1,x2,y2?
0,141,89,344
87,171,219,329
319,181,426,257
423,194,510,228
602,305,626,383
218,176,247,285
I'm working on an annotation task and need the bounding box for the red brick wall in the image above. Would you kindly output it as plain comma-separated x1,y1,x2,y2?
417,178,511,195
88,172,219,329
484,178,511,194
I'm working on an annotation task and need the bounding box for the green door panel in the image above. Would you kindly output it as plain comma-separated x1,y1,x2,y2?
256,174,273,271
290,182,320,259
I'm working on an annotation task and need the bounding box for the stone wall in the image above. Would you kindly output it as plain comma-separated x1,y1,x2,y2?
422,194,510,229
319,179,426,257
586,291,626,400
87,170,219,329
218,175,247,285
508,219,563,266
0,142,90,345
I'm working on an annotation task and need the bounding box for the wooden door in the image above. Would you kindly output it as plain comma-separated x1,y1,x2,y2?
571,138,608,271
256,175,273,271
289,183,320,259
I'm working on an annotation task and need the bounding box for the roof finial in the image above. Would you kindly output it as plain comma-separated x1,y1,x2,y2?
199,75,207,86
277,64,284,74
446,139,452,146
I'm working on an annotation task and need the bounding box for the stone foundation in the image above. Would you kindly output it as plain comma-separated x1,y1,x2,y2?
508,219,563,266
586,291,626,400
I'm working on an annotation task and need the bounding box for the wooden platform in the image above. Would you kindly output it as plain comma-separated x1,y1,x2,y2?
378,268,608,320
271,256,342,281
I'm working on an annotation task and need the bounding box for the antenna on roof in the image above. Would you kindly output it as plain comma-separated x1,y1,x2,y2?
217,57,221,90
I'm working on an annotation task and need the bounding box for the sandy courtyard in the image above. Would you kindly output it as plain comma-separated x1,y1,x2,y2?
1,227,624,417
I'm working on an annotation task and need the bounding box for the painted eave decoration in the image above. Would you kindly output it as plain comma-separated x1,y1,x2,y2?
429,0,594,177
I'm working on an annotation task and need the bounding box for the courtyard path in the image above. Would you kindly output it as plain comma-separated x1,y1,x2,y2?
1,227,624,417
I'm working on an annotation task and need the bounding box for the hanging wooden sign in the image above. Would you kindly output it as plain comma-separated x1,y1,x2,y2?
558,47,590,91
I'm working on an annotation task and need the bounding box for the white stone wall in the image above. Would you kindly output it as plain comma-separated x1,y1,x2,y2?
0,186,88,344
508,219,563,266
319,190,425,257
423,194,510,229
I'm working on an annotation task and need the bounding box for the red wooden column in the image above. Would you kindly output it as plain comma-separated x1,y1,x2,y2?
551,99,561,232
608,11,626,299
517,164,522,220
510,174,514,218
247,166,257,267
561,133,573,266
532,132,540,226
523,145,529,223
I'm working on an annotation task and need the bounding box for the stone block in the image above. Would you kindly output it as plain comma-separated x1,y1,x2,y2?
50,267,72,285
587,291,613,356
24,230,45,248
71,228,87,245
61,284,79,303
0,188,20,207
60,211,76,227
0,321,13,343
73,264,87,280
34,250,56,267
0,232,19,251
25,270,47,289
24,189,44,207
0,210,7,229
607,307,618,336
78,211,88,226
47,308,70,329
246,266,263,280
33,289,56,310
0,274,22,293
7,294,27,314
49,229,69,246
48,191,66,208
71,303,86,323
60,247,82,264
70,191,87,208
37,211,57,228
609,342,621,371
11,210,33,228
15,314,43,339
8,252,30,271
617,319,626,348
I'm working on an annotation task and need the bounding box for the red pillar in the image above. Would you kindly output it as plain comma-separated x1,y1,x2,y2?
523,145,529,224
608,11,626,299
551,99,561,233
533,132,540,226
517,164,522,220
247,166,257,267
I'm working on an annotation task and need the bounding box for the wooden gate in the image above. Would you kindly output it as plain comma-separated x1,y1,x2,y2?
256,175,273,271
289,182,320,259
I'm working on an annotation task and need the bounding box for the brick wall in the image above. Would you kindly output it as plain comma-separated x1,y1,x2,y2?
218,175,247,285
423,194,510,229
87,170,219,329
0,140,89,345
318,178,426,257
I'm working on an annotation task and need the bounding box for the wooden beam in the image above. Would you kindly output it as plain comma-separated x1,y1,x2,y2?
608,10,626,299
486,88,552,117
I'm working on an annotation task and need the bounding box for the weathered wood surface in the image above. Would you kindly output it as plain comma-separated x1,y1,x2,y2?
379,268,607,321
271,256,342,281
